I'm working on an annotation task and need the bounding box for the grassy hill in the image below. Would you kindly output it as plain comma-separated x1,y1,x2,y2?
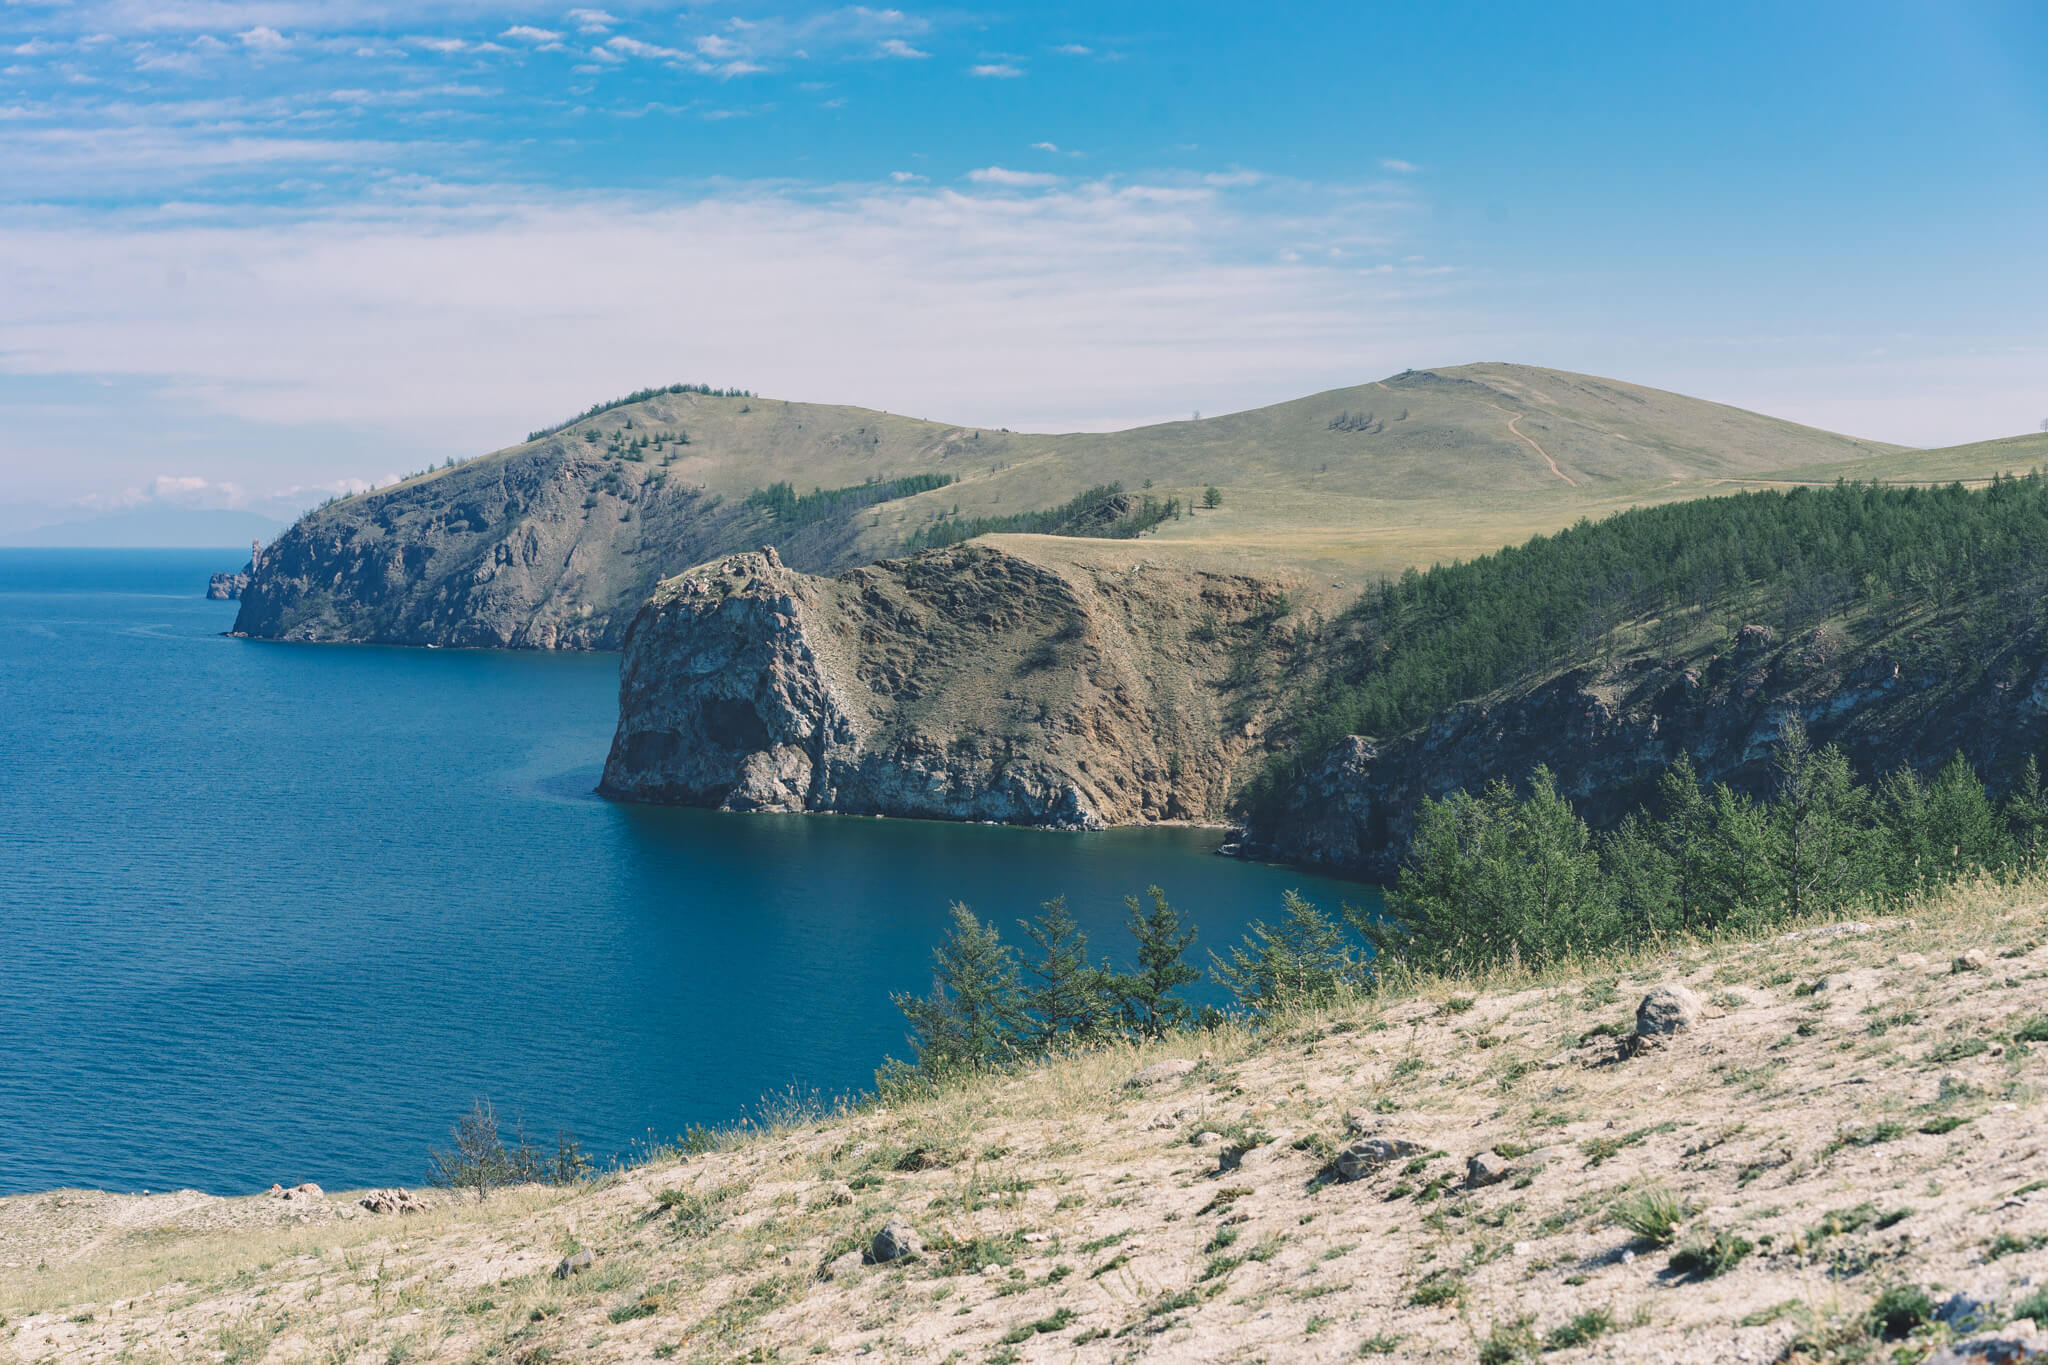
235,364,1961,647
8,878,2047,1362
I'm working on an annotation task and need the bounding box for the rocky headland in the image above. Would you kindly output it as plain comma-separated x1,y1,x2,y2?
599,542,1301,827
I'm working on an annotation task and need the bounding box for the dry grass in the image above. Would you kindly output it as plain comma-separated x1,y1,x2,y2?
6,875,2048,1362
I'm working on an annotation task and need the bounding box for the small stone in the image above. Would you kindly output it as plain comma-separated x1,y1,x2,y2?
1635,984,1705,1039
1954,949,1990,973
1512,1241,1534,1256
1621,1249,1637,1265
1193,1130,1224,1147
871,1221,922,1263
553,1250,595,1279
980,1263,1002,1276
1130,1059,1200,1087
279,1182,323,1201
1465,1151,1516,1189
1022,1232,1049,1243
1333,1136,1424,1182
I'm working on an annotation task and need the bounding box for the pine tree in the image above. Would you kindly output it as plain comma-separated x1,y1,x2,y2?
1211,890,1357,1010
891,903,1023,1076
1116,885,1200,1037
2006,755,2048,862
1763,719,1875,921
1922,750,2013,880
1018,896,1111,1050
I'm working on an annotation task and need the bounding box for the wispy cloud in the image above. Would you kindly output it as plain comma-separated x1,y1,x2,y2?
236,26,289,53
568,9,617,35
969,63,1022,78
502,26,562,44
1380,158,1417,173
966,166,1057,187
876,38,927,58
1052,43,1090,55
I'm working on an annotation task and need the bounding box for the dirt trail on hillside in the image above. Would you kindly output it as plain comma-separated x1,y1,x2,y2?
1488,402,1578,486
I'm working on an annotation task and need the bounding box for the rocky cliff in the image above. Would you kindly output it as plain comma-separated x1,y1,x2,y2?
1240,618,2048,878
231,441,759,649
206,566,251,600
599,543,1300,827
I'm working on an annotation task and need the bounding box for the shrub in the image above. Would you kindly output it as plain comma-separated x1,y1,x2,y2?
1544,1306,1615,1350
1866,1284,1933,1339
1667,1228,1752,1280
1612,1185,1695,1247
1476,1314,1538,1364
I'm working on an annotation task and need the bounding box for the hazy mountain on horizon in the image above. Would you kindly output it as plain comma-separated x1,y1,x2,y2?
0,505,289,549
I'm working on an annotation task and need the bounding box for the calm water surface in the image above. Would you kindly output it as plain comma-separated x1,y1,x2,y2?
0,550,1374,1195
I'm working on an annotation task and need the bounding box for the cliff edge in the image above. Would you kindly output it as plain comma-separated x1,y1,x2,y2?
599,542,1302,827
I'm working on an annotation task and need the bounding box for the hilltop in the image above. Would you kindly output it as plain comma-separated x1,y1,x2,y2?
7,879,2047,1363
229,365,1925,649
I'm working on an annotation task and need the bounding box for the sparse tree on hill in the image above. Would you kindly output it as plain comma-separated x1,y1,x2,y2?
892,903,1024,1075
1213,890,1357,1009
1019,896,1112,1049
1202,485,1223,509
1116,885,1200,1036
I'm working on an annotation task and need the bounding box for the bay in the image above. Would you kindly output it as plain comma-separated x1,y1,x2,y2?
0,549,1374,1195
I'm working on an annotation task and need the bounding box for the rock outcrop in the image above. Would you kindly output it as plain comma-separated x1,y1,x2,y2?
206,567,251,600
1240,620,2048,877
599,543,1298,827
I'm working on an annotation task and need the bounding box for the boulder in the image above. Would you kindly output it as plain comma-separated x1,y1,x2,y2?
871,1221,922,1263
1465,1151,1517,1189
359,1189,429,1215
1130,1059,1200,1087
553,1250,595,1279
1635,984,1704,1039
808,1182,855,1209
278,1183,323,1201
1333,1136,1424,1182
1934,1292,1995,1333
1924,1323,2047,1363
1954,949,1991,973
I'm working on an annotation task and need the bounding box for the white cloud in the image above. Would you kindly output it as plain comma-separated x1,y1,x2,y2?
1204,170,1262,187
502,26,563,43
236,26,289,53
1053,43,1090,55
1380,158,1417,173
1030,141,1057,152
567,9,616,34
876,38,927,58
966,166,1058,187
968,62,1022,78
889,169,923,182
607,35,688,61
409,36,468,54
0,179,1451,482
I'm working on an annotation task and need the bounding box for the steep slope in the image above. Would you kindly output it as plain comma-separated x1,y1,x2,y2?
231,366,1910,649
598,543,1300,825
9,885,2048,1363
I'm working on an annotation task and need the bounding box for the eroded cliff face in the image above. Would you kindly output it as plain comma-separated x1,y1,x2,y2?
1241,621,2048,878
599,543,1298,827
231,443,751,649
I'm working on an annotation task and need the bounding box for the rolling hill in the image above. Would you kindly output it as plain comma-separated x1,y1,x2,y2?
231,364,1940,649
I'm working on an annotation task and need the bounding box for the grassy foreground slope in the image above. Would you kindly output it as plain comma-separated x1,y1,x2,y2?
8,880,2047,1363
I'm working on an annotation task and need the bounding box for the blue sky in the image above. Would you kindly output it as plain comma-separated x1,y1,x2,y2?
1,0,2043,528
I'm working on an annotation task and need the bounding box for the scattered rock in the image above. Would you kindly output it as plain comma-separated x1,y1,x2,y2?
1465,1151,1517,1189
821,1249,865,1281
1924,1323,2048,1363
1778,920,1873,943
1935,1292,1995,1333
870,1221,921,1263
1193,1131,1224,1147
1333,1136,1424,1182
1130,1059,1200,1087
359,1189,429,1215
808,1182,855,1209
1344,1108,1380,1135
1635,984,1705,1040
277,1183,323,1201
553,1250,594,1279
1954,949,1991,973
1022,1232,1049,1244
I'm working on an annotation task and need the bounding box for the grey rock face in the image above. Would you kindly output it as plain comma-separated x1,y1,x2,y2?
1333,1136,1424,1181
358,1189,429,1214
1636,985,1705,1038
871,1221,921,1263
206,568,251,600
1924,1325,2048,1363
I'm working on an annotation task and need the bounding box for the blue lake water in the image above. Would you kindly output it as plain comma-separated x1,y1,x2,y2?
0,549,1374,1195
